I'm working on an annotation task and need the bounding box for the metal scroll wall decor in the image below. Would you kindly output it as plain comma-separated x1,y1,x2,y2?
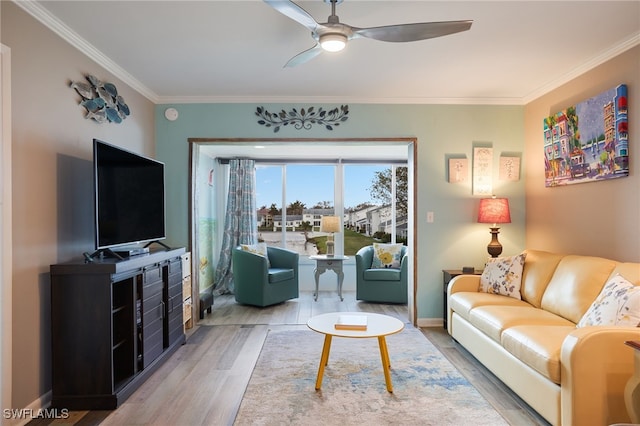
70,75,130,124
256,105,349,132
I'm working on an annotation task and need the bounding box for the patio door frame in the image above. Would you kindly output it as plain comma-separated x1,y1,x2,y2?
188,137,418,325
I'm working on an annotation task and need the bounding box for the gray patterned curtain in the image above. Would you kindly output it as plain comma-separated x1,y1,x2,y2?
213,159,257,294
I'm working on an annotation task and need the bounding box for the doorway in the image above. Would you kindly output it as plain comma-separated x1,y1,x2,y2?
188,138,418,324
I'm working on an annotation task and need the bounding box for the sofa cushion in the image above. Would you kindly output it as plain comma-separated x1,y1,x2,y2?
520,250,564,308
371,243,403,269
468,305,575,343
540,255,617,324
241,242,270,267
479,253,526,299
363,268,401,281
449,292,530,322
577,274,640,327
501,325,576,384
268,268,294,283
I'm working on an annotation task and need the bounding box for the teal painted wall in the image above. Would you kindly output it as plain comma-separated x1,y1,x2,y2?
155,103,526,321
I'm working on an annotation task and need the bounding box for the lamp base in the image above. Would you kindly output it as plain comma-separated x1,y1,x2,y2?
487,227,503,258
326,241,335,256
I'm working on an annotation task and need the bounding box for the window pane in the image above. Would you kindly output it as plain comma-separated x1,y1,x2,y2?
257,163,406,257
344,165,388,255
395,166,408,245
256,165,283,248
286,165,334,256
256,164,335,256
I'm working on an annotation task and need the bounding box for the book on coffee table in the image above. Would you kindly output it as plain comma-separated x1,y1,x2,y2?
334,314,368,331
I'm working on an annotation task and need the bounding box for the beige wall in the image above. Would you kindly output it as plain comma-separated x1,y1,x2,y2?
2,3,155,409
524,46,640,262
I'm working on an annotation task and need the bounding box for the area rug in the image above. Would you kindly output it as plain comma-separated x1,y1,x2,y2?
234,326,508,426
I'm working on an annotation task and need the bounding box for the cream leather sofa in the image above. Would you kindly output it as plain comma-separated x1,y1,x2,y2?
447,249,640,426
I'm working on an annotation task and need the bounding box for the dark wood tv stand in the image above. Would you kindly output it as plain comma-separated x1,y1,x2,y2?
50,247,186,410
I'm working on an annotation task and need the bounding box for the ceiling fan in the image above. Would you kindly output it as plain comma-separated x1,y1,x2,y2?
264,0,473,67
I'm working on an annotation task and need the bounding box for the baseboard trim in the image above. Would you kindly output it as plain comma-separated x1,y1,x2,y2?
417,317,443,328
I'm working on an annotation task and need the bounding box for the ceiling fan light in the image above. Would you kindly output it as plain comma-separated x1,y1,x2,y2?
320,33,347,52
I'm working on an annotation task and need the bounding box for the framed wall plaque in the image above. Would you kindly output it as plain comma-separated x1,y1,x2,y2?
448,158,469,183
473,147,493,195
499,156,520,181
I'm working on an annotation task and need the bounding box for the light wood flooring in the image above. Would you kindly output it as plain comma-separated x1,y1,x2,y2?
29,291,549,426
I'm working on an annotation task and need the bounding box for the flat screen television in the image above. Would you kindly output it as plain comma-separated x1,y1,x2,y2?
93,139,166,252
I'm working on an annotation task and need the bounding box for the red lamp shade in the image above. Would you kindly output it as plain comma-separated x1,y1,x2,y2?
477,196,511,258
477,197,511,225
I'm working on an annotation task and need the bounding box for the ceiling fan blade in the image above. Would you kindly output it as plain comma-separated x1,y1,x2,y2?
284,44,323,68
264,0,319,31
353,20,473,43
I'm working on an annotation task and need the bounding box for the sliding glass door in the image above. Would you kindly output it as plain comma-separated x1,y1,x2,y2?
256,162,406,257
256,164,334,255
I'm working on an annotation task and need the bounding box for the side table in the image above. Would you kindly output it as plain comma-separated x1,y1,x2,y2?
442,269,483,329
310,255,349,301
624,340,640,423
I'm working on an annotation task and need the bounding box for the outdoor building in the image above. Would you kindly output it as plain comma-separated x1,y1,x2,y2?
272,215,303,231
303,208,334,230
259,204,406,250
345,205,379,234
261,208,336,232
257,207,272,228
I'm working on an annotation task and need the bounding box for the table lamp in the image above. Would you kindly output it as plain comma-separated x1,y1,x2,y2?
320,216,340,256
477,196,511,258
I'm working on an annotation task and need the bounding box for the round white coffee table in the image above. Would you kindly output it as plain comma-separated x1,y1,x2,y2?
307,312,405,392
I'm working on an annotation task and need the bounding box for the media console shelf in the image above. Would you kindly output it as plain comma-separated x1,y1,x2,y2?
50,247,186,410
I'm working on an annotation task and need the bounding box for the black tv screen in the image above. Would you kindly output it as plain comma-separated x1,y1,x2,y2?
94,139,166,250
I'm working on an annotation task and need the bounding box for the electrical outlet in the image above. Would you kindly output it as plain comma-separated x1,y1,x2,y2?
427,211,434,223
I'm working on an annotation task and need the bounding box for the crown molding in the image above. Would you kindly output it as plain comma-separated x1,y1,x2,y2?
522,32,640,104
154,95,524,106
13,0,159,103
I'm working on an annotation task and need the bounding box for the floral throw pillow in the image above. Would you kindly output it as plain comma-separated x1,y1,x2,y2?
577,274,640,327
240,242,270,267
478,253,526,300
371,243,404,269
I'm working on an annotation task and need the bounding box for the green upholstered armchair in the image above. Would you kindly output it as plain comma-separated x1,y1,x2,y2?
355,245,408,304
232,246,299,307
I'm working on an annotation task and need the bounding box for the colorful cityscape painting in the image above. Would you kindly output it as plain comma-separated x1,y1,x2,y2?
543,84,628,187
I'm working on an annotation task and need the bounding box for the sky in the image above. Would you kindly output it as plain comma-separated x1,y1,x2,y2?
256,164,388,210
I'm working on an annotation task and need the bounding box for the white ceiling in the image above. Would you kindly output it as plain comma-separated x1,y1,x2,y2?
21,0,640,105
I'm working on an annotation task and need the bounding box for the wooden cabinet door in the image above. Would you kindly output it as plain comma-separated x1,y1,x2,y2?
141,264,164,368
